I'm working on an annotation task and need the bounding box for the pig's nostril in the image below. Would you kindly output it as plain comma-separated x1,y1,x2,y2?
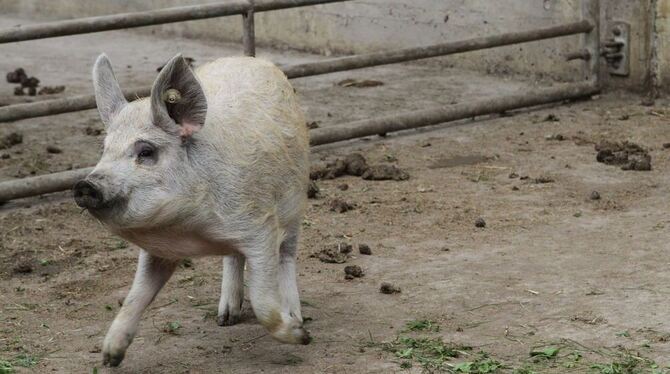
73,180,104,209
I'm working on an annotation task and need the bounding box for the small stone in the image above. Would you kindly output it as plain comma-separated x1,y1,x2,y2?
337,183,349,191
545,133,565,141
475,218,486,228
544,114,560,122
0,153,9,159
380,282,401,294
330,198,354,213
508,172,519,179
13,262,33,274
46,145,62,154
663,143,670,149
85,126,102,136
344,265,364,278
533,176,555,184
358,244,372,255
511,186,519,191
590,191,601,200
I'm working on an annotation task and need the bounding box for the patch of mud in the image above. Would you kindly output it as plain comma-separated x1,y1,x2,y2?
0,132,22,149
337,79,384,88
38,85,66,95
428,155,488,169
380,282,401,294
344,265,364,279
359,243,372,255
307,181,320,199
329,198,354,213
310,243,352,264
311,152,409,181
362,165,409,181
595,141,651,171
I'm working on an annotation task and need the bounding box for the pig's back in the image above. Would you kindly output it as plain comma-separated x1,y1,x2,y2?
192,57,309,223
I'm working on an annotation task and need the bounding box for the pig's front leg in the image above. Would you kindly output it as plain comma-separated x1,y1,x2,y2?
103,250,178,367
243,225,310,345
278,223,303,322
217,253,245,326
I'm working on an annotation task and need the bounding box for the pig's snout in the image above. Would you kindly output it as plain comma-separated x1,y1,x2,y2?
73,180,105,209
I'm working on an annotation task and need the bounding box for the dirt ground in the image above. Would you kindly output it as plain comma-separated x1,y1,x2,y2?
2,15,670,374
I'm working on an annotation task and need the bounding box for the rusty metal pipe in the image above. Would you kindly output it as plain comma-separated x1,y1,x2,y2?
310,81,598,146
0,81,598,203
0,167,93,203
284,20,593,78
0,0,351,44
0,20,593,123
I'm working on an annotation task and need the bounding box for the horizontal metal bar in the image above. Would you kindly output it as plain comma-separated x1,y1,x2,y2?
0,0,351,44
0,81,599,203
0,21,593,123
0,87,151,123
309,81,599,146
284,20,593,78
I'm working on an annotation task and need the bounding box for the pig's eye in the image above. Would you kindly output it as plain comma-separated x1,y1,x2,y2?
134,141,157,165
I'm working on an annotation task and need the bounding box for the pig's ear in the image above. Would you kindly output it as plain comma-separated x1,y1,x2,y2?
92,54,128,127
150,54,207,139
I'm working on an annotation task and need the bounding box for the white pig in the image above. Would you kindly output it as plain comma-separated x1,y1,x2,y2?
73,53,311,367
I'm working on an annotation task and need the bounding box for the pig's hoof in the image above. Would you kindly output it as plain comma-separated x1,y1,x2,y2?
272,324,311,345
102,331,132,367
217,310,241,326
102,349,125,367
217,301,242,326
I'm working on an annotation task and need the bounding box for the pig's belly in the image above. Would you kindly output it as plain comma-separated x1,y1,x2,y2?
119,229,239,259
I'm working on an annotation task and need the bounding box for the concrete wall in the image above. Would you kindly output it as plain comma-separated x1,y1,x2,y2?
0,0,662,92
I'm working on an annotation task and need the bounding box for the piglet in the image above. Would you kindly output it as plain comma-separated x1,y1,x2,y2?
74,53,311,366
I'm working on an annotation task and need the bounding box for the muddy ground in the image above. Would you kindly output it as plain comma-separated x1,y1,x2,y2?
2,15,670,374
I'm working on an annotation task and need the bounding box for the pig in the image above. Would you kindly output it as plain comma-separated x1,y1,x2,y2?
73,53,311,367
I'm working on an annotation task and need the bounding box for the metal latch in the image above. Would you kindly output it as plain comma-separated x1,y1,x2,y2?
602,21,630,76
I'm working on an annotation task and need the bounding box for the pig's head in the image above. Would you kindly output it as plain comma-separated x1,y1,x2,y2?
73,53,207,230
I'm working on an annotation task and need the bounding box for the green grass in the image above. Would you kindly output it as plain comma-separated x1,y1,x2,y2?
453,353,502,373
0,360,13,374
368,320,669,374
379,336,470,371
591,350,666,374
163,321,182,335
13,354,37,368
404,319,440,332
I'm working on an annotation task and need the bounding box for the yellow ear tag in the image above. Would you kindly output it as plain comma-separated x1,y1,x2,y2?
162,89,182,104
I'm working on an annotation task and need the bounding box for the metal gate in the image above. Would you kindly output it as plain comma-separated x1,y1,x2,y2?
0,0,601,202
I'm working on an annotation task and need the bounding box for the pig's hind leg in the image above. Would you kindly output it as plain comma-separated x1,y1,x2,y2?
102,250,178,367
217,253,245,326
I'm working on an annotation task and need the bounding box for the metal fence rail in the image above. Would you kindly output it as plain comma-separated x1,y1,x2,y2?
0,0,352,44
0,81,599,203
0,0,601,202
0,20,594,123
